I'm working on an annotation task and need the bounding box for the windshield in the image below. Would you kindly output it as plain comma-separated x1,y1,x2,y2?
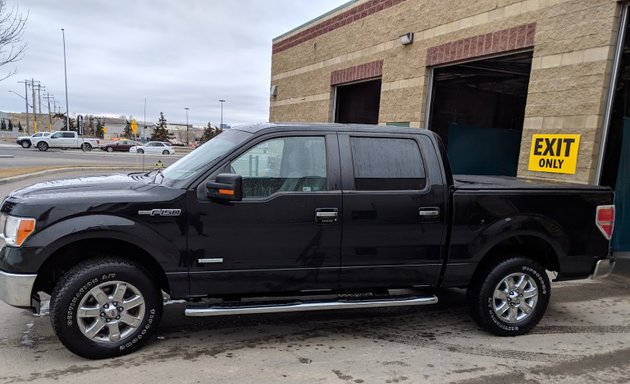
161,129,251,186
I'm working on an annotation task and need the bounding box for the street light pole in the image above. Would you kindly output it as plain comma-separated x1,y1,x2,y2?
184,107,189,146
8,90,32,107
219,99,226,129
17,81,29,133
61,28,70,131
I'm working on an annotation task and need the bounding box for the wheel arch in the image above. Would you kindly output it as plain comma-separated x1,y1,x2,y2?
33,237,171,298
470,233,560,285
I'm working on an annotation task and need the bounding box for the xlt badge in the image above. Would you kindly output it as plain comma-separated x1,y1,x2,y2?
138,209,181,217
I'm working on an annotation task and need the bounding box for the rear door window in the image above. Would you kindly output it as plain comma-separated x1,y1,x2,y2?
350,137,426,190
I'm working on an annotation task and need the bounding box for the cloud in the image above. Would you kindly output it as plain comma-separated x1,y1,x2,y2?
1,0,348,126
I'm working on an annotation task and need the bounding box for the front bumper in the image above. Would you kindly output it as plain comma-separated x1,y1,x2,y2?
0,270,36,308
592,259,615,279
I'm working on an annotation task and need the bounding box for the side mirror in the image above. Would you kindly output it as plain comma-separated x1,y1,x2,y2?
206,173,242,201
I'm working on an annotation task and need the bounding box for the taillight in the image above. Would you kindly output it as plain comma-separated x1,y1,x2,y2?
596,205,615,240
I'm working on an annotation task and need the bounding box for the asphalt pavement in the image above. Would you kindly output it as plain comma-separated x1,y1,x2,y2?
0,142,184,170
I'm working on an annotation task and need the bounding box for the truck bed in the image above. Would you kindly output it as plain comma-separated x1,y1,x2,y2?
453,175,610,191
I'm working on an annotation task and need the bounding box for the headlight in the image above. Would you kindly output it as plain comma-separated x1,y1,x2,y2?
0,213,36,247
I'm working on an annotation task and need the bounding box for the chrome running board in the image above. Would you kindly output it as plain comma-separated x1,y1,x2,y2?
185,295,438,317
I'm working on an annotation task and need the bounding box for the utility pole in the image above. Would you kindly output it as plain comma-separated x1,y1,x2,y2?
44,93,54,131
31,78,38,133
37,84,44,132
18,80,29,134
184,107,189,146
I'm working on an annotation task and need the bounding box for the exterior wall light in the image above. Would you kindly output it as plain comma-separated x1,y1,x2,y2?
400,32,414,46
270,85,278,97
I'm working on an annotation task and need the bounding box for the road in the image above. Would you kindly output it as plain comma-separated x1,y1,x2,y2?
0,143,184,170
1,171,629,383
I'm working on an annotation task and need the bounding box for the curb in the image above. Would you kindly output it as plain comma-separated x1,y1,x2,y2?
0,167,145,185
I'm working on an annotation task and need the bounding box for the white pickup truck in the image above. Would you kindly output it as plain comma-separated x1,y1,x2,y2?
32,131,100,152
16,132,52,149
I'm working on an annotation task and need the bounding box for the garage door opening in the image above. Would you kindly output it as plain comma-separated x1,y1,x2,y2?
334,79,382,124
601,6,630,251
427,51,533,176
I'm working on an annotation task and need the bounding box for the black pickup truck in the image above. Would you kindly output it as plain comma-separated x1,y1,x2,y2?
0,123,616,359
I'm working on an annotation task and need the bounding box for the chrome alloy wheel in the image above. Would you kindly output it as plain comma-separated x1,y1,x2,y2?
492,272,538,324
76,281,146,343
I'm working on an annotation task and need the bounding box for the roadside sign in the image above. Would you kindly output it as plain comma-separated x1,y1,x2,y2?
528,134,581,174
131,119,138,135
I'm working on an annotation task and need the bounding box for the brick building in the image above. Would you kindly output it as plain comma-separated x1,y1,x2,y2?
269,0,629,249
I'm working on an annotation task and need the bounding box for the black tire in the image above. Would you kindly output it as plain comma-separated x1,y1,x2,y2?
137,149,144,154
20,141,31,148
107,146,114,152
50,258,163,359
37,141,48,151
467,257,550,336
162,150,169,155
82,143,92,152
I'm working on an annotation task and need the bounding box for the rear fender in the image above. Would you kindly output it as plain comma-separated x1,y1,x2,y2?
470,214,568,263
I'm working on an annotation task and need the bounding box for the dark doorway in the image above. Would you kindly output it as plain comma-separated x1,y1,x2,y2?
428,51,533,176
335,79,382,124
602,9,630,251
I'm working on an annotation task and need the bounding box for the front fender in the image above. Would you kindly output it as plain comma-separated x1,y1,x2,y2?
0,214,185,274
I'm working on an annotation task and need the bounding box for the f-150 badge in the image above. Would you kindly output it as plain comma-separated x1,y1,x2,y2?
138,209,181,217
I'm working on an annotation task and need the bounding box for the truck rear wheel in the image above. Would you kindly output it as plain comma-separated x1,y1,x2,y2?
49,258,163,359
20,141,30,148
82,143,92,152
37,141,48,151
468,257,550,336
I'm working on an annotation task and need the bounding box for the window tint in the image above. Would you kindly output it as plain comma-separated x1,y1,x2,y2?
62,132,75,138
231,136,327,198
350,137,426,190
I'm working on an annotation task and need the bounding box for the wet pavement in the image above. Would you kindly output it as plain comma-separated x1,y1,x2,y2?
0,264,629,383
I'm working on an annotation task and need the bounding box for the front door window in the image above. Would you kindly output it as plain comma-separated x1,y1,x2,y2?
230,136,327,198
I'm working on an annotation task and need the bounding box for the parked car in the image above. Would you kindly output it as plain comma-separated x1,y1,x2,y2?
16,132,52,149
33,131,100,152
101,140,140,153
129,141,175,155
0,123,615,359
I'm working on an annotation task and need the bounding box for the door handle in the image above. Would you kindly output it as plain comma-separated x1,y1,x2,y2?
418,207,440,219
315,208,339,223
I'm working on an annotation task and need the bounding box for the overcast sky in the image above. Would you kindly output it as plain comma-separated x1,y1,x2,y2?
1,0,348,126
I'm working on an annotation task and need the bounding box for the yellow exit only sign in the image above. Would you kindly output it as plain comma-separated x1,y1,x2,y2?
528,134,581,174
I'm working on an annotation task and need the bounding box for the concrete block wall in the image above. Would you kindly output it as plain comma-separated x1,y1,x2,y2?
270,0,621,184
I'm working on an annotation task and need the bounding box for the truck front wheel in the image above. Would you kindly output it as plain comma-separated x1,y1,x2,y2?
49,258,163,359
468,257,550,336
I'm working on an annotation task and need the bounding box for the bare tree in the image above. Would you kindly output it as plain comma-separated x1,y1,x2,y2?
0,1,27,81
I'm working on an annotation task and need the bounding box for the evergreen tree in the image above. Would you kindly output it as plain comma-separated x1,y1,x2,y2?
200,122,222,143
122,120,132,139
18,121,23,132
8,120,13,131
95,118,105,139
151,112,172,141
0,119,6,130
87,116,95,136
